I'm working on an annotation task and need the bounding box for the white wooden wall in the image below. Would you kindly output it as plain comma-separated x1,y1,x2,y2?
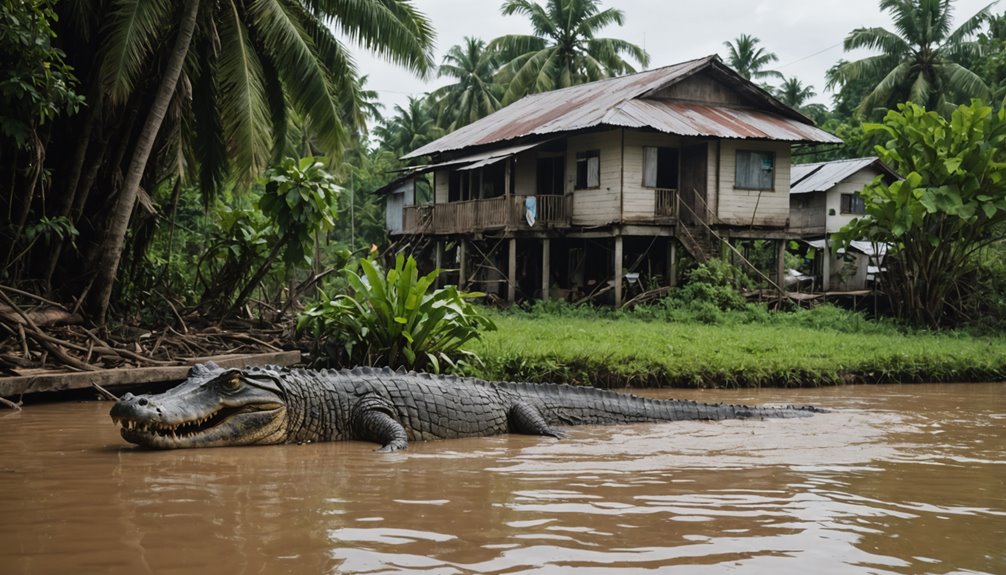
717,140,791,227
825,167,882,234
621,131,682,222
566,129,622,226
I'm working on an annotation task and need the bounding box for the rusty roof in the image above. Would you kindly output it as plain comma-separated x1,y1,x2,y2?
404,55,840,159
790,157,900,195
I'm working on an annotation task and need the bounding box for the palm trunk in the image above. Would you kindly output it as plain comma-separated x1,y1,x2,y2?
88,0,201,322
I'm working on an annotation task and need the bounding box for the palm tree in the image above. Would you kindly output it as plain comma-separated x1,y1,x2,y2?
374,97,444,160
826,0,994,116
488,0,649,104
774,77,816,107
429,37,503,131
42,0,436,320
722,34,783,81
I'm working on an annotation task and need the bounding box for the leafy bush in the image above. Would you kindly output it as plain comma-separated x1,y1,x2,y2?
298,254,496,371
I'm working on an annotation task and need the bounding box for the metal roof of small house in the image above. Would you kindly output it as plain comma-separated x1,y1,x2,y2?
403,55,840,160
790,157,900,195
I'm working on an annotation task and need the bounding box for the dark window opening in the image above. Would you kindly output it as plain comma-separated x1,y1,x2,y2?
575,150,600,189
537,156,565,195
643,146,679,189
841,192,865,215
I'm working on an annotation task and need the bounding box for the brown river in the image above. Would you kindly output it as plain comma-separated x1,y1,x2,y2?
1,384,1004,574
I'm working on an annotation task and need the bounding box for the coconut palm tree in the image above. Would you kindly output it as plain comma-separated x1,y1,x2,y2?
722,34,783,81
429,37,503,131
40,0,435,320
826,0,994,116
374,96,444,160
774,77,816,107
488,0,649,104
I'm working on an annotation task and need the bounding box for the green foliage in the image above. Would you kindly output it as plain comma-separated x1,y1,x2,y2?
298,254,497,371
827,0,993,117
0,0,82,147
259,156,341,266
835,101,1006,327
489,0,649,104
722,34,782,81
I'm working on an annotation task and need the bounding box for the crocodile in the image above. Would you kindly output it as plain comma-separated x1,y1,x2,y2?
110,362,826,450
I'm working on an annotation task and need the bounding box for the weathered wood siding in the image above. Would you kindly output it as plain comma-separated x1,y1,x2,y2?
384,180,414,234
789,191,826,235
825,167,882,234
717,140,791,227
621,131,682,222
567,129,621,226
649,75,749,106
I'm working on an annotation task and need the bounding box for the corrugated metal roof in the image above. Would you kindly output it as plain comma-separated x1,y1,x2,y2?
404,55,840,159
790,157,898,195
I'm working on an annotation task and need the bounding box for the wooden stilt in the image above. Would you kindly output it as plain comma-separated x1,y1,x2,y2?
776,239,787,296
434,241,443,288
822,237,831,292
459,240,467,289
508,238,517,303
614,236,623,307
541,238,551,300
668,240,677,288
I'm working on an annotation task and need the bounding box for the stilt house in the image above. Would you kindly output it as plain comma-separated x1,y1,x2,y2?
386,55,841,305
789,157,899,291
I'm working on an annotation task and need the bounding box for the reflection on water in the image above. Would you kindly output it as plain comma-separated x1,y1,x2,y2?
1,384,1004,574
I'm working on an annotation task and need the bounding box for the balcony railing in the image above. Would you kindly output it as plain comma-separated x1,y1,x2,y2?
402,195,571,234
655,188,676,217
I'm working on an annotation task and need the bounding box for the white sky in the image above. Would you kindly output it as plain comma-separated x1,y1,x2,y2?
347,0,1000,116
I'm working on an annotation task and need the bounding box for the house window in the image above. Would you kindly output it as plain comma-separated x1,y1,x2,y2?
642,146,679,188
575,150,600,189
735,150,775,190
841,192,866,215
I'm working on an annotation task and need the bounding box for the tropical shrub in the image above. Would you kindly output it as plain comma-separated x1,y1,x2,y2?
297,254,496,371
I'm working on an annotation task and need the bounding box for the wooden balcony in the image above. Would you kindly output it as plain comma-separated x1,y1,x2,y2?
402,195,571,235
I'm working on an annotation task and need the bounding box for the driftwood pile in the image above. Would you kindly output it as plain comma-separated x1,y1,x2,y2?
0,284,299,406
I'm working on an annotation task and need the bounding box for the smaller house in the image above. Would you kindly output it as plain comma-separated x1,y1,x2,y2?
789,157,899,290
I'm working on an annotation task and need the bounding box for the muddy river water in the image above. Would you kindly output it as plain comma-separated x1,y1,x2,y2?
1,384,1004,574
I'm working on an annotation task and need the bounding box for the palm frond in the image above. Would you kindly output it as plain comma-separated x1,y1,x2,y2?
307,0,435,78
217,1,272,182
99,0,176,104
247,0,345,153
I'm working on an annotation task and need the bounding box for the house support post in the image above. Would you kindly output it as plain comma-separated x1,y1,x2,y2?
667,240,677,288
541,238,550,300
776,239,787,296
614,235,623,308
458,240,467,289
508,238,517,303
434,241,443,288
822,238,831,292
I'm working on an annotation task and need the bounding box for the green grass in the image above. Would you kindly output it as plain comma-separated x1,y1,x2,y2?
462,307,1006,388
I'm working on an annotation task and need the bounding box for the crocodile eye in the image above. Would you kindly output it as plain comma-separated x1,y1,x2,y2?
222,375,242,392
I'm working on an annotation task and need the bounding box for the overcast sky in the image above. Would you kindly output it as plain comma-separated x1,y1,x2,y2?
348,0,1000,116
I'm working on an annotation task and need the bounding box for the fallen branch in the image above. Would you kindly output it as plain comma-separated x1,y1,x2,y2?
91,381,120,401
0,396,21,410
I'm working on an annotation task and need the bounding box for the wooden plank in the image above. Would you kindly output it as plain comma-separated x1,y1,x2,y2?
0,350,301,398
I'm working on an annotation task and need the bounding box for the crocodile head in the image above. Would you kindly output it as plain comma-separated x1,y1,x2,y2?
110,363,288,449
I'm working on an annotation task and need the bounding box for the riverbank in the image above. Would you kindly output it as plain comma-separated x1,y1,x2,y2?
464,306,1006,388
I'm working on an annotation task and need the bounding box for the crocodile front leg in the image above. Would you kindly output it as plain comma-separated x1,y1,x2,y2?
508,401,566,439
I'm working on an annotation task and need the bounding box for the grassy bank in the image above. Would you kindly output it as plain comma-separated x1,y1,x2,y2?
463,306,1006,388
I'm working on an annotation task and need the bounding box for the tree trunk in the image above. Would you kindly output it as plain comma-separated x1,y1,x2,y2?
87,0,201,323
